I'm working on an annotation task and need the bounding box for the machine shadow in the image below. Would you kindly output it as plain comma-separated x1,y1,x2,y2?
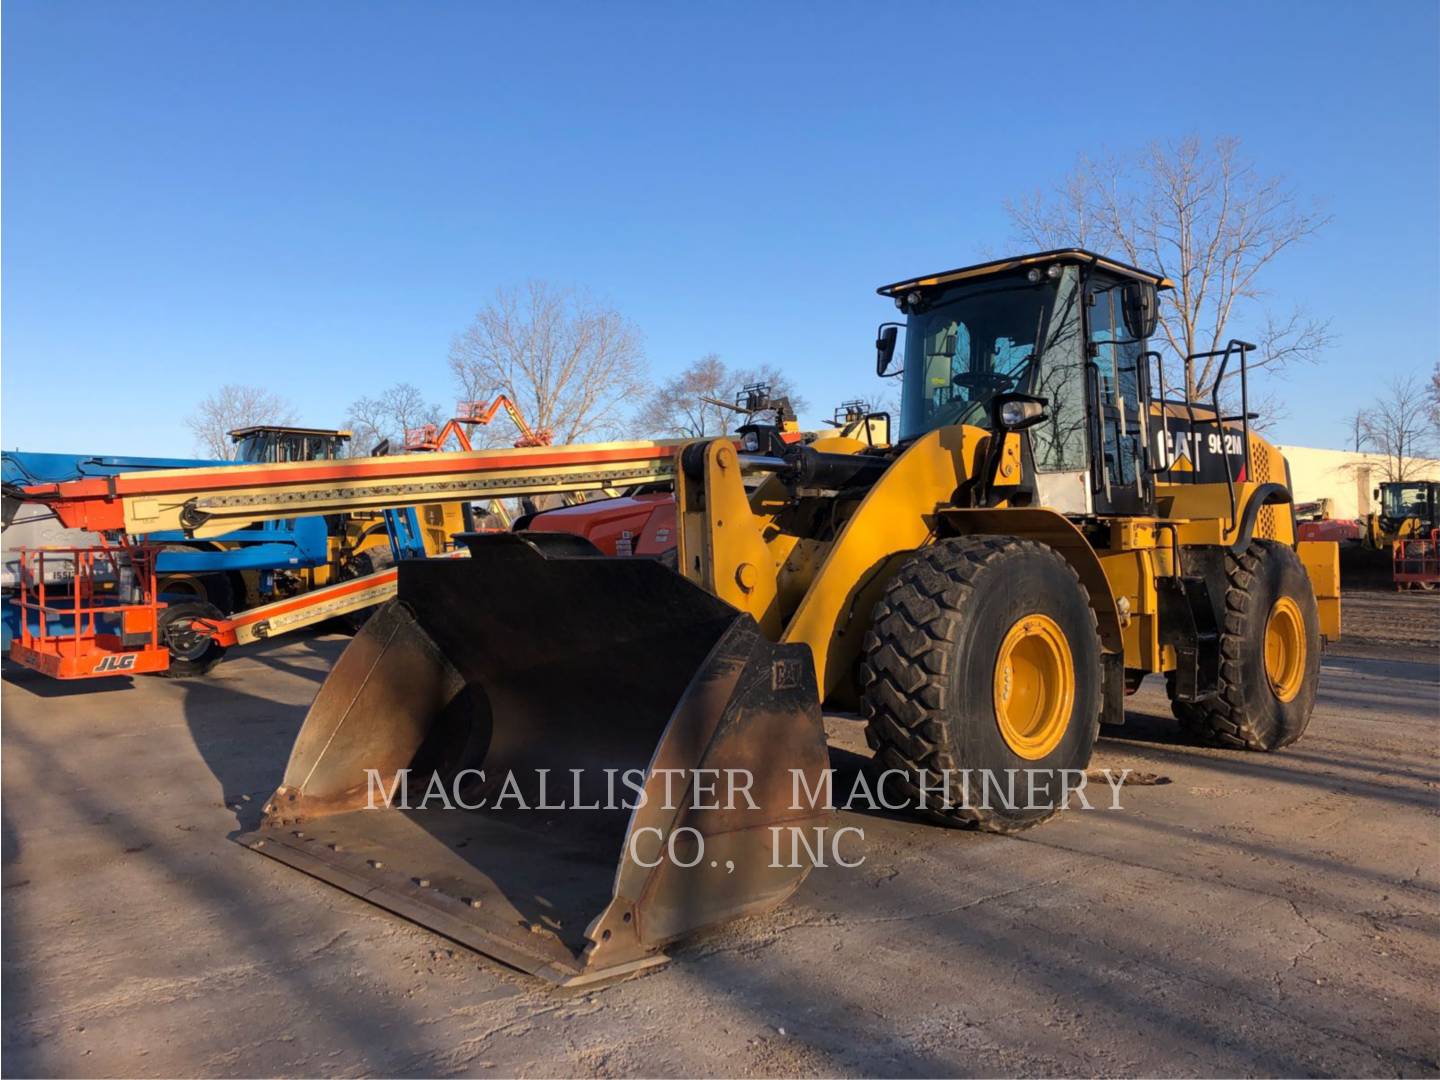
0,661,139,698
0,721,446,1076
177,671,317,832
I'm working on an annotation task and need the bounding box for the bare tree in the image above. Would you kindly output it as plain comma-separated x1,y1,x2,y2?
1342,407,1368,453
186,385,296,459
1428,361,1440,429
639,355,810,437
1007,137,1332,399
344,383,442,456
448,282,647,445
639,354,734,437
1358,375,1437,482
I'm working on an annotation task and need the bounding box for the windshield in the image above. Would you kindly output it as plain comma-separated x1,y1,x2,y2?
1382,483,1432,520
897,267,1085,462
233,432,348,463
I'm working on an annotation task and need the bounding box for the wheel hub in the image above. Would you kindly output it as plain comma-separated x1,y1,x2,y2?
1263,596,1305,703
165,619,210,661
993,614,1074,760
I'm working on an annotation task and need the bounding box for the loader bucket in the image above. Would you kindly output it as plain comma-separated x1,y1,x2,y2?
239,533,831,986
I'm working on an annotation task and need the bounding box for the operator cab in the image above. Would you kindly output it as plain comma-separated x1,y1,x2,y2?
229,426,353,464
1379,480,1439,530
876,249,1170,517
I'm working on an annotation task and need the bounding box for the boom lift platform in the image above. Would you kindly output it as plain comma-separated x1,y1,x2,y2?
9,540,407,677
403,395,554,452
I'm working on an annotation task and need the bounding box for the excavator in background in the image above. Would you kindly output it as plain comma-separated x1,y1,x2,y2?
14,251,1339,987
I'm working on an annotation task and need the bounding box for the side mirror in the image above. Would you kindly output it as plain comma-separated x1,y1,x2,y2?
876,323,901,377
993,392,1050,431
1121,282,1158,340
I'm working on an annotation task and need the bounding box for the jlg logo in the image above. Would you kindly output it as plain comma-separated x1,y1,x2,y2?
94,654,138,673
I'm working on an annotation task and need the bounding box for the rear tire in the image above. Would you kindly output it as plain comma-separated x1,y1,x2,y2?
157,601,227,678
1168,542,1320,751
858,536,1102,834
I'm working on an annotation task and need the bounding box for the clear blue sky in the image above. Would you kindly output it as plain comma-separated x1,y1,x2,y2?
4,1,1437,456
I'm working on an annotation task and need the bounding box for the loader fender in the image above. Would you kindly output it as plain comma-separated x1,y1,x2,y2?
937,506,1124,655
1230,483,1293,553
779,424,989,700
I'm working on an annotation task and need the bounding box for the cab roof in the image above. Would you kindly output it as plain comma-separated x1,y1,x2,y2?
876,248,1174,297
227,425,353,439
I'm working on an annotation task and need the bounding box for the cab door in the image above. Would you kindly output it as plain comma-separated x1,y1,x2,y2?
1086,277,1153,516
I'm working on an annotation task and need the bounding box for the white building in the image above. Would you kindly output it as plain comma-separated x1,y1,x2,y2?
1274,445,1440,519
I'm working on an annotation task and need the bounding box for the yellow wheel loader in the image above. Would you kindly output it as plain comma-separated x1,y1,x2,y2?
243,249,1340,985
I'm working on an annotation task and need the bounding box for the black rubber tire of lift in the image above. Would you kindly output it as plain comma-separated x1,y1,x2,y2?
155,600,228,679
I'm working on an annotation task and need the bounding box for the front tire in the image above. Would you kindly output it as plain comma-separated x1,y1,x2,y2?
858,536,1102,834
1169,541,1320,750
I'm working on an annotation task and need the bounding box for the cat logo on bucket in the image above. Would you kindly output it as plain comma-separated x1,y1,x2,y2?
94,654,138,673
771,658,804,691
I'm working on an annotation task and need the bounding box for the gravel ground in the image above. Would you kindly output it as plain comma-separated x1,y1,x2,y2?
1339,587,1440,650
2,597,1437,1077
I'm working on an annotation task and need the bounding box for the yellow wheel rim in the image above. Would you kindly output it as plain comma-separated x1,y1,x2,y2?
993,613,1074,760
1264,595,1305,703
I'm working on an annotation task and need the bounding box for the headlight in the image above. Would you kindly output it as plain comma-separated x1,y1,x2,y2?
741,432,759,452
996,397,1049,430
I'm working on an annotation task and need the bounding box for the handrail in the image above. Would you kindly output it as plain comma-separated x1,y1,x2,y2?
1206,340,1256,527
1155,340,1257,525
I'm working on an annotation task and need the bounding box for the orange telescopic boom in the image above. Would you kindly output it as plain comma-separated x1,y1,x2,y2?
20,438,681,537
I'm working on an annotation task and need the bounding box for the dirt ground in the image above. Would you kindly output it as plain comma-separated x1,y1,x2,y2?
1337,586,1440,650
3,591,1438,1078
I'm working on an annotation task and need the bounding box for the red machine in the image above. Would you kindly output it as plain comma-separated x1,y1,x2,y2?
523,492,676,558
1296,518,1363,544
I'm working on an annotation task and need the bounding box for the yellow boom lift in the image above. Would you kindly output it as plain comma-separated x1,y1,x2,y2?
20,250,1339,986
